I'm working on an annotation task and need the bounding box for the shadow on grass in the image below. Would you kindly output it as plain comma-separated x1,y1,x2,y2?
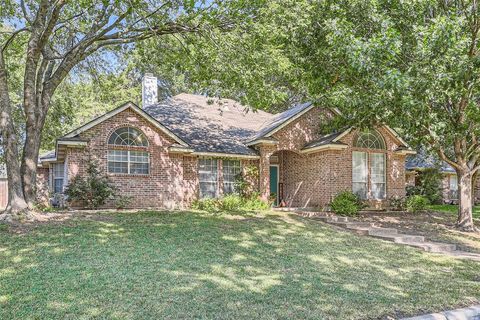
0,210,479,319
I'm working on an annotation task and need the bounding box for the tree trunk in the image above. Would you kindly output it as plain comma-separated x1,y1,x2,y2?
457,169,476,231
0,52,29,219
21,126,42,207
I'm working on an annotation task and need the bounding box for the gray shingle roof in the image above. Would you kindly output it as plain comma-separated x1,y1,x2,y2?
144,94,275,155
302,131,347,150
406,152,455,173
39,150,56,161
251,102,313,140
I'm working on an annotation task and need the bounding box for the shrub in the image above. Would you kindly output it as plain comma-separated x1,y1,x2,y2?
220,194,243,211
192,198,221,212
407,168,442,204
192,193,269,213
64,157,116,209
242,193,270,211
406,195,430,213
115,196,133,209
388,196,406,211
330,191,363,216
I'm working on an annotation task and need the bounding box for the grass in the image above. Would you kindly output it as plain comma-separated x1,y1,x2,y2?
428,204,480,220
0,210,479,319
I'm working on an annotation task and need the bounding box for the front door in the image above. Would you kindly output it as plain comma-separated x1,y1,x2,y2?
269,165,279,206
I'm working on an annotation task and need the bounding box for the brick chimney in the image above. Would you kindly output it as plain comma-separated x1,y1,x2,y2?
142,73,158,108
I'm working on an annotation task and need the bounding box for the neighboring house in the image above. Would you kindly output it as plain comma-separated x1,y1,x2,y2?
405,153,480,204
36,74,415,209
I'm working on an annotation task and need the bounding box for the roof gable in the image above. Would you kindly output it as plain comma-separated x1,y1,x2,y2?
63,102,189,147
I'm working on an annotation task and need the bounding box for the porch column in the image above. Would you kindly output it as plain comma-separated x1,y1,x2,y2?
258,145,276,200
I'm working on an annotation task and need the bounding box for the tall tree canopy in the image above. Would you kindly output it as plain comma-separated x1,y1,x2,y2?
133,0,480,230
0,0,250,219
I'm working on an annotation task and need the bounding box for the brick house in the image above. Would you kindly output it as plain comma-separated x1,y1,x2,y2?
37,74,415,209
406,152,480,204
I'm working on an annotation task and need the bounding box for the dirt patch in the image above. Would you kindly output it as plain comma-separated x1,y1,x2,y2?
355,210,480,254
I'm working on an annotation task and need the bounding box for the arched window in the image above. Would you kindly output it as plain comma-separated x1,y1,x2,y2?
108,127,148,147
354,129,386,150
352,129,386,200
107,127,149,175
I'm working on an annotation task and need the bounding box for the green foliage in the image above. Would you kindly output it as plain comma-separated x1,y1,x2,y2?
407,168,442,204
192,193,269,213
406,195,430,213
64,157,116,209
235,164,259,198
115,196,134,210
330,191,363,216
388,196,406,211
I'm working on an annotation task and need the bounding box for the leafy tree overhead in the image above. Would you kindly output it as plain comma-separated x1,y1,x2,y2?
132,0,480,230
0,0,248,219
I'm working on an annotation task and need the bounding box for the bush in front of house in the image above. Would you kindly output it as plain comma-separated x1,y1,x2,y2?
407,168,442,204
192,193,270,213
65,157,116,209
388,196,406,211
406,195,430,213
330,191,363,216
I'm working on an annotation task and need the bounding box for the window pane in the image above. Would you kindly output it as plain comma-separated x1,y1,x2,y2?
53,163,64,178
108,127,148,146
353,182,367,200
222,160,241,194
108,150,128,162
130,151,149,163
130,162,149,174
450,175,458,190
352,152,367,182
371,153,386,199
108,161,128,174
199,159,218,198
54,178,63,193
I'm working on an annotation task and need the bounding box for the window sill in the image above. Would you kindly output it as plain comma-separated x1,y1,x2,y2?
107,173,150,178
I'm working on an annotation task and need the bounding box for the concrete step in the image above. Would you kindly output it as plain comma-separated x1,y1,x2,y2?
330,221,373,229
403,241,457,253
326,216,349,223
369,231,425,244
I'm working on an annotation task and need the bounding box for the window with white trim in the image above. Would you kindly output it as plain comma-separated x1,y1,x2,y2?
352,151,386,200
370,153,386,199
223,160,241,194
199,158,218,198
354,129,386,150
107,150,149,174
352,151,368,199
52,163,64,193
107,127,149,175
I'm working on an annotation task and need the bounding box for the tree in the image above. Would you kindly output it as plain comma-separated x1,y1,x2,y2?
132,0,480,230
285,0,480,231
0,0,242,219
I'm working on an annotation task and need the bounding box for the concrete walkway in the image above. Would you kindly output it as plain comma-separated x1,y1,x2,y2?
297,211,480,262
401,305,480,320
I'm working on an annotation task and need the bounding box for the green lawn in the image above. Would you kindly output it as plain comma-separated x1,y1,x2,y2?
0,211,479,319
428,204,480,220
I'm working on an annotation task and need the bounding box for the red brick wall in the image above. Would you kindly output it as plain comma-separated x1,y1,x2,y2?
65,108,198,209
257,107,408,208
35,167,50,207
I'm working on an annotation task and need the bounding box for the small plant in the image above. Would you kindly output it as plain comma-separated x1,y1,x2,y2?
388,196,406,211
406,195,430,213
115,196,133,209
192,198,221,212
64,157,116,209
220,194,243,211
330,191,363,216
192,192,269,213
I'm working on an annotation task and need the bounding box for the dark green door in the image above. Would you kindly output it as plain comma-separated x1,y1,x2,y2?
269,166,278,206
